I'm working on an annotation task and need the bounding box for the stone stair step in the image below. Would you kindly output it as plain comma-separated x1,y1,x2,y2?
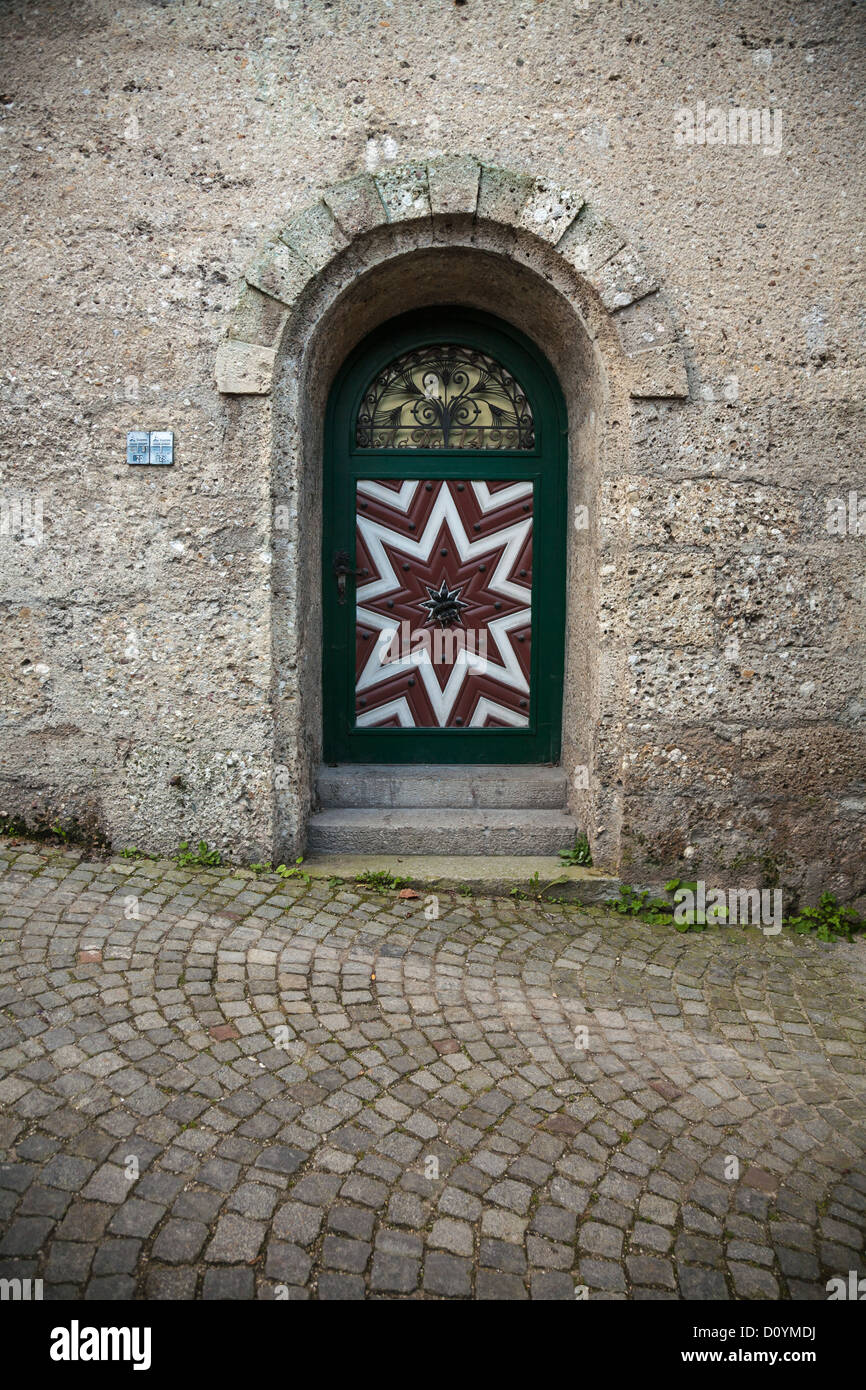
316,763,568,810
307,807,579,856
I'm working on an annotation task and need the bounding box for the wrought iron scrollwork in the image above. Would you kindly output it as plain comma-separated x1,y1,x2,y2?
356,344,534,450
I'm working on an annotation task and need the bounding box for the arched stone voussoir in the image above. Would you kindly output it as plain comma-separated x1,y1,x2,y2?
476,165,582,243
373,160,432,224
323,173,389,239
426,154,482,215
215,156,689,400
278,199,350,275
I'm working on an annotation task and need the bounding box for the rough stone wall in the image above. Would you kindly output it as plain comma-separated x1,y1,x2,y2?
0,0,863,902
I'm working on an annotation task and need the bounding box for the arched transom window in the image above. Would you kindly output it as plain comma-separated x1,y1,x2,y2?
356,344,535,450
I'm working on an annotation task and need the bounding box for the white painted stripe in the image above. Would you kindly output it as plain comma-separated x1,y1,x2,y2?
355,695,414,727
470,480,533,512
356,480,420,511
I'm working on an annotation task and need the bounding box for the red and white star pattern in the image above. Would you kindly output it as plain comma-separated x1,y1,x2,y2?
354,479,533,728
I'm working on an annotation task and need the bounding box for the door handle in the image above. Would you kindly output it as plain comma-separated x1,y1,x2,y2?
333,550,368,605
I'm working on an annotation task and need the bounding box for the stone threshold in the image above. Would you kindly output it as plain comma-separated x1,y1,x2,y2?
302,853,617,903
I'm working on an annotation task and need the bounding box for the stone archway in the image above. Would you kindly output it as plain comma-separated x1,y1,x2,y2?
214,157,690,866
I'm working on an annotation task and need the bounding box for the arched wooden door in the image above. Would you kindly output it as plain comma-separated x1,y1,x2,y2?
322,309,567,764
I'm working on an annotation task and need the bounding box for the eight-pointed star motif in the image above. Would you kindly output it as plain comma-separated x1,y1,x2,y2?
419,577,471,629
354,479,533,728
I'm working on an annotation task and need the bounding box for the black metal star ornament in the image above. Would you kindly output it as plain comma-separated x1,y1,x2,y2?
419,577,470,628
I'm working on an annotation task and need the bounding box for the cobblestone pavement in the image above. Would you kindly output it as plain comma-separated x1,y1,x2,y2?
0,843,865,1301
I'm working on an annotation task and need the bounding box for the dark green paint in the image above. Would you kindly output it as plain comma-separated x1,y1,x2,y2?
322,308,567,764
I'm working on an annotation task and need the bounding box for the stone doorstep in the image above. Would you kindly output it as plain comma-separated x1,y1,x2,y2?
302,853,617,903
307,807,582,857
316,762,569,810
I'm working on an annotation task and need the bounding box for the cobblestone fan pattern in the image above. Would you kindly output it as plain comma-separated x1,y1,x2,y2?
1,844,865,1301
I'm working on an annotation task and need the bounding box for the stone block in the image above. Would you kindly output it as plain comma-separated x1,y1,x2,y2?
226,285,289,351
629,400,771,480
245,241,312,307
374,163,431,223
427,155,481,216
770,398,866,489
279,200,348,275
476,165,535,225
714,547,863,647
612,293,678,355
622,730,742,797
628,344,690,399
602,476,801,548
624,552,715,646
741,726,866,796
516,177,584,244
623,645,861,725
215,340,277,395
592,246,658,311
324,174,388,239
557,204,626,275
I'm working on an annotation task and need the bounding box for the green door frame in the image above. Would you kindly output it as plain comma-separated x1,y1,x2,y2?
322,308,567,765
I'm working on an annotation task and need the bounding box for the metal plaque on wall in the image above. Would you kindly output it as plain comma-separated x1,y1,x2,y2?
126,430,174,466
149,431,174,466
126,430,150,466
